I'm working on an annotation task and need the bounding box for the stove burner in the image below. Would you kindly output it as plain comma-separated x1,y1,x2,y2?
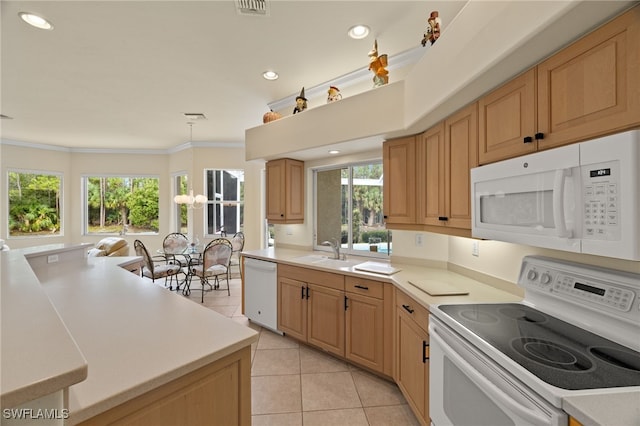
498,307,546,323
590,347,640,372
460,309,499,324
512,338,593,371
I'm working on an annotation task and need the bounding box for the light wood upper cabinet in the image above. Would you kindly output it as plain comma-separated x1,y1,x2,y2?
383,136,416,225
417,122,445,227
418,103,478,230
478,68,538,164
266,158,304,224
479,5,640,164
537,5,640,150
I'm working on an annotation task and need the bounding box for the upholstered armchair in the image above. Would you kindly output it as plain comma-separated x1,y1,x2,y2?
88,237,130,257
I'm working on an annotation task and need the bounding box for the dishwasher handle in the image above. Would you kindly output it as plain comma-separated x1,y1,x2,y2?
244,258,277,273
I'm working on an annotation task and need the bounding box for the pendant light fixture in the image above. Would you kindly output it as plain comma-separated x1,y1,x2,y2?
174,122,208,208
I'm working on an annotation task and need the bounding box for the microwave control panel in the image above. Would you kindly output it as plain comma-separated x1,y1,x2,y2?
582,160,620,241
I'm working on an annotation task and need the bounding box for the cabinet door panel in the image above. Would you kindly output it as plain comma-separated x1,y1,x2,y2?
537,6,640,149
345,293,384,373
396,308,429,424
445,103,478,229
417,123,445,226
266,160,286,221
478,69,537,164
277,277,306,341
383,136,416,224
307,284,345,357
286,160,305,221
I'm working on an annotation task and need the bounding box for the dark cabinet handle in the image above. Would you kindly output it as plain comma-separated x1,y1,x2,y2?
423,341,430,363
301,286,305,299
344,296,349,310
438,216,448,221
383,215,388,219
306,286,310,299
535,132,544,140
523,136,533,143
402,304,414,314
280,213,284,217
354,284,369,290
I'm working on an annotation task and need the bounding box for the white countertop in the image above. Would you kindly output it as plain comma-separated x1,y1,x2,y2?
242,247,522,307
1,248,88,409
2,246,258,425
242,247,640,426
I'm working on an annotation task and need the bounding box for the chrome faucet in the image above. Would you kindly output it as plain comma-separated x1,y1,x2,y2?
321,238,341,259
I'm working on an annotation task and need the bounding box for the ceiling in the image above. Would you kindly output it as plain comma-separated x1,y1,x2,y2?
1,0,467,152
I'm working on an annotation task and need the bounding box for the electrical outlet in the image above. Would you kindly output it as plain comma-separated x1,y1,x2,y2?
415,233,423,247
47,254,59,263
472,241,479,257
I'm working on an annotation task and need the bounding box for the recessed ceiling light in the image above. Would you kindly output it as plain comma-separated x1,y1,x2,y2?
348,25,369,39
262,70,279,80
328,150,340,155
19,12,54,30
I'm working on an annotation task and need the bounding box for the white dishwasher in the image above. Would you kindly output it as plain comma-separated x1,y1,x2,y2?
244,257,280,333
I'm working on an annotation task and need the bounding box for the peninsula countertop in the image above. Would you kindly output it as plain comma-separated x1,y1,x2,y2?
2,246,258,425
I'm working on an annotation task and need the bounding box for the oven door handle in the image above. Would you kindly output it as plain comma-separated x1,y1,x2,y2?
430,327,552,426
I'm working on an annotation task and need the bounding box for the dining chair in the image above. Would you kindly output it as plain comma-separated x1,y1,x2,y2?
134,239,182,290
161,233,190,266
188,238,233,302
229,232,245,279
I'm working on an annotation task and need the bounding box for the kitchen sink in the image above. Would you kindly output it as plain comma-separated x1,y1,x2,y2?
292,255,359,268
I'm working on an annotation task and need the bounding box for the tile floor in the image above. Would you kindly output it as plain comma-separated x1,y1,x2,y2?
149,273,420,426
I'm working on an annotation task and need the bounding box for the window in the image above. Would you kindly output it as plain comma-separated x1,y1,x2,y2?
83,175,159,235
314,162,391,256
174,173,188,233
205,169,244,237
7,170,62,238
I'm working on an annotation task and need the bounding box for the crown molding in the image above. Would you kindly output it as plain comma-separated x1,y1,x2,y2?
1,138,244,155
267,44,427,112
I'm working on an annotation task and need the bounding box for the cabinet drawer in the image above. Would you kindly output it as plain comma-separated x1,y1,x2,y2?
278,263,344,291
345,276,384,299
396,290,429,333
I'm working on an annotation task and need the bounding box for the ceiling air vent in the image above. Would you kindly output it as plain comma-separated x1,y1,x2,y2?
236,0,269,16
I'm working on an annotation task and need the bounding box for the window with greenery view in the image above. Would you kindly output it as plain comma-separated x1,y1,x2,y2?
174,174,188,233
8,170,62,237
84,176,159,235
205,169,244,237
314,162,391,256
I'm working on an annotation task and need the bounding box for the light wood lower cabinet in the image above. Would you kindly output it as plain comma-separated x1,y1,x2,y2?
277,264,345,358
395,290,430,426
278,266,393,376
78,346,251,426
345,277,385,373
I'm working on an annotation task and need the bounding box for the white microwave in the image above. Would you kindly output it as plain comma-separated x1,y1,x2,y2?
471,130,640,261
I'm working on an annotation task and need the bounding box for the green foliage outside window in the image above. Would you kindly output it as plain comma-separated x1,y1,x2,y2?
8,171,61,236
86,176,159,234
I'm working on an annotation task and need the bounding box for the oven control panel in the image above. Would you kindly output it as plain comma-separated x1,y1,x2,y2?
519,256,639,315
518,255,640,351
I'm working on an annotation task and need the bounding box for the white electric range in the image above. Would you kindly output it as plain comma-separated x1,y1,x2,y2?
429,256,640,426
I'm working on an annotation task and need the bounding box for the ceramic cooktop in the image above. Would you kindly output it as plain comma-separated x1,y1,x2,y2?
438,303,640,390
